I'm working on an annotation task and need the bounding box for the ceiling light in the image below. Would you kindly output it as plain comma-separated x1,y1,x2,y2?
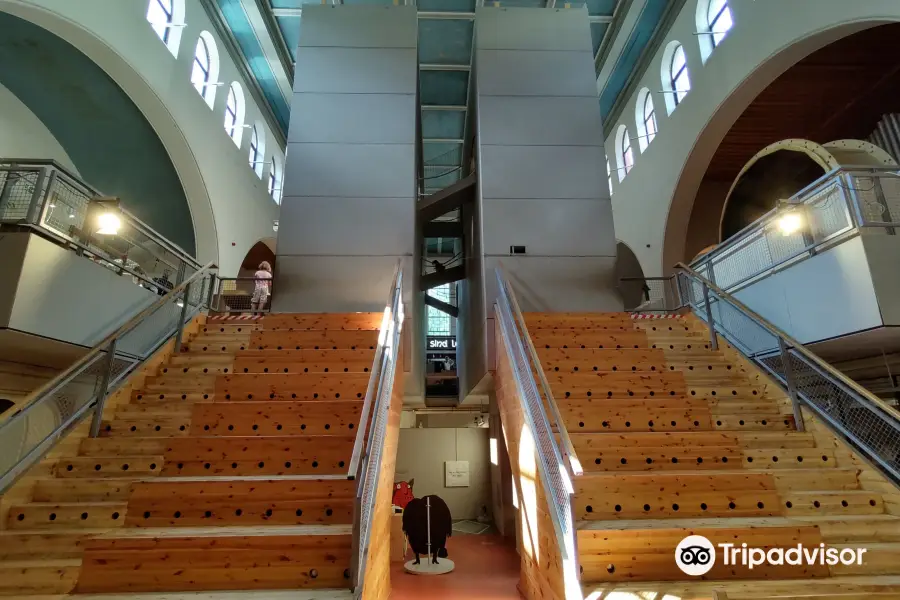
96,211,122,235
777,211,803,236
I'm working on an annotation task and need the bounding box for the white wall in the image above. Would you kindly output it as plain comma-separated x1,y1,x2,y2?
0,0,286,276
602,0,900,276
395,428,491,521
0,82,78,172
730,238,883,347
0,233,178,352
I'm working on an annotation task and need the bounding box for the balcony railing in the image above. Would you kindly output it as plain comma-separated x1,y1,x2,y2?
691,167,900,293
0,158,202,294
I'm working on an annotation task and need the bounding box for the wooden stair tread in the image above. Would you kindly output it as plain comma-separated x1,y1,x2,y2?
577,514,900,530
20,590,353,600
93,524,353,538
0,559,82,568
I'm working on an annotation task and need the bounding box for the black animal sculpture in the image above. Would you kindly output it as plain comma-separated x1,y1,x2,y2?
402,495,452,565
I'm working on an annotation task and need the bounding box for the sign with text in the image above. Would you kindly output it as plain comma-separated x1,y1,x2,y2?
427,336,457,350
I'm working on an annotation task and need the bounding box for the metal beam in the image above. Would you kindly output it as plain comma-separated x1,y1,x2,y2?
421,64,471,71
422,105,468,111
272,8,476,20
424,293,459,318
423,138,464,144
252,0,295,86
421,265,466,291
423,220,464,238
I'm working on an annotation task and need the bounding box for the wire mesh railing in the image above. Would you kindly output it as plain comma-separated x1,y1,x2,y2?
349,263,404,597
0,159,202,295
624,264,900,486
0,263,217,495
691,168,900,293
495,268,582,600
211,277,274,314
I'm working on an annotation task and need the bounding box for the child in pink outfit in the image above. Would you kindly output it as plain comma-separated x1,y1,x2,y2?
251,261,272,314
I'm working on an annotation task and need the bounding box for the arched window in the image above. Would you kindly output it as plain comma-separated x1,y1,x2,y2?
268,157,282,203
707,0,734,47
614,125,633,182
191,32,219,108
224,82,245,147
635,88,658,152
606,158,613,196
670,44,690,107
249,125,266,178
148,0,184,57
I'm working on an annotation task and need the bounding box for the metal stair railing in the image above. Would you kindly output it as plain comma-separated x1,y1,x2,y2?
0,262,217,494
349,261,404,596
661,262,900,486
495,268,582,600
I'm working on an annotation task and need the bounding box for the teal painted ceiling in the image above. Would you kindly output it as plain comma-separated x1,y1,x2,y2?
213,0,672,192
0,12,196,255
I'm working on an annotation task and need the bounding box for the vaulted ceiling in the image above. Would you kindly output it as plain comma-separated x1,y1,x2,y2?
205,0,675,192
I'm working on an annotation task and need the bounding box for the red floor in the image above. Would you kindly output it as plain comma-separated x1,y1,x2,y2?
391,533,522,600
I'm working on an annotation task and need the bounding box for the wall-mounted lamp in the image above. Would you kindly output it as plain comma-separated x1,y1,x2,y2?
90,197,122,236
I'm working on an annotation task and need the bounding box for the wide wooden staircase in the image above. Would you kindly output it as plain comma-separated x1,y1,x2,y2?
0,312,382,597
525,311,900,599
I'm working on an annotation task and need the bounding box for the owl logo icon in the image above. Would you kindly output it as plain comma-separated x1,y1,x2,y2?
675,535,716,576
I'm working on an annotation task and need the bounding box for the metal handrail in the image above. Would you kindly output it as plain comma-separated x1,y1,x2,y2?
346,261,401,479
350,263,404,596
676,262,900,423
494,268,581,600
672,262,900,484
496,266,583,478
0,262,217,494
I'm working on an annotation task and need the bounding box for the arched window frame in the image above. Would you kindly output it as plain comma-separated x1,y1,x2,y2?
147,0,185,57
606,158,613,196
635,88,658,153
249,124,266,179
708,0,734,48
224,82,245,147
614,125,633,182
268,156,282,203
661,41,691,115
191,32,220,109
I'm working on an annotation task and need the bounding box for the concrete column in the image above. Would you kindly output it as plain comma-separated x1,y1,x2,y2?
475,7,622,311
273,5,418,313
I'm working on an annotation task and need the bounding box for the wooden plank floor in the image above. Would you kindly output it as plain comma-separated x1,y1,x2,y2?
0,313,381,597
523,312,900,598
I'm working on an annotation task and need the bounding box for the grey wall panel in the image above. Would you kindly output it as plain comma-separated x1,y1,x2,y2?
478,96,604,147
862,234,900,326
481,199,616,257
298,5,417,49
293,47,417,94
277,197,415,256
476,7,593,53
272,255,414,313
283,143,415,198
479,144,606,199
484,256,622,311
289,93,416,145
477,49,596,97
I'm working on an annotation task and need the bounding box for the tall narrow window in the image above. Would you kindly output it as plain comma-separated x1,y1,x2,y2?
622,134,634,176
427,284,451,336
643,93,658,146
147,0,174,43
708,0,734,47
670,44,691,106
191,37,211,98
268,157,282,203
249,125,266,178
224,83,245,146
606,158,613,196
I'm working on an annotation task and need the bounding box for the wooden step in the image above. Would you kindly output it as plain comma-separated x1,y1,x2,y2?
578,447,837,472
0,558,80,595
32,478,133,503
125,479,355,528
523,312,637,327
260,312,381,330
191,400,362,436
214,373,369,402
250,330,379,350
569,431,818,450
54,456,164,478
531,331,650,349
200,323,261,334
7,502,128,530
0,530,103,560
74,529,353,593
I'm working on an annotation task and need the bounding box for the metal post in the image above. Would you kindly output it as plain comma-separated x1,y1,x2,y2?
206,274,217,310
173,282,192,355
89,338,118,438
25,167,48,224
778,337,806,432
702,283,718,351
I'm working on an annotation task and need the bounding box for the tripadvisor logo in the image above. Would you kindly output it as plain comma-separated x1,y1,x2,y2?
675,535,867,576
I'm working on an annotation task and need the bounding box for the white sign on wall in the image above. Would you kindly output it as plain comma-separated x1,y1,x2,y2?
445,460,469,487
